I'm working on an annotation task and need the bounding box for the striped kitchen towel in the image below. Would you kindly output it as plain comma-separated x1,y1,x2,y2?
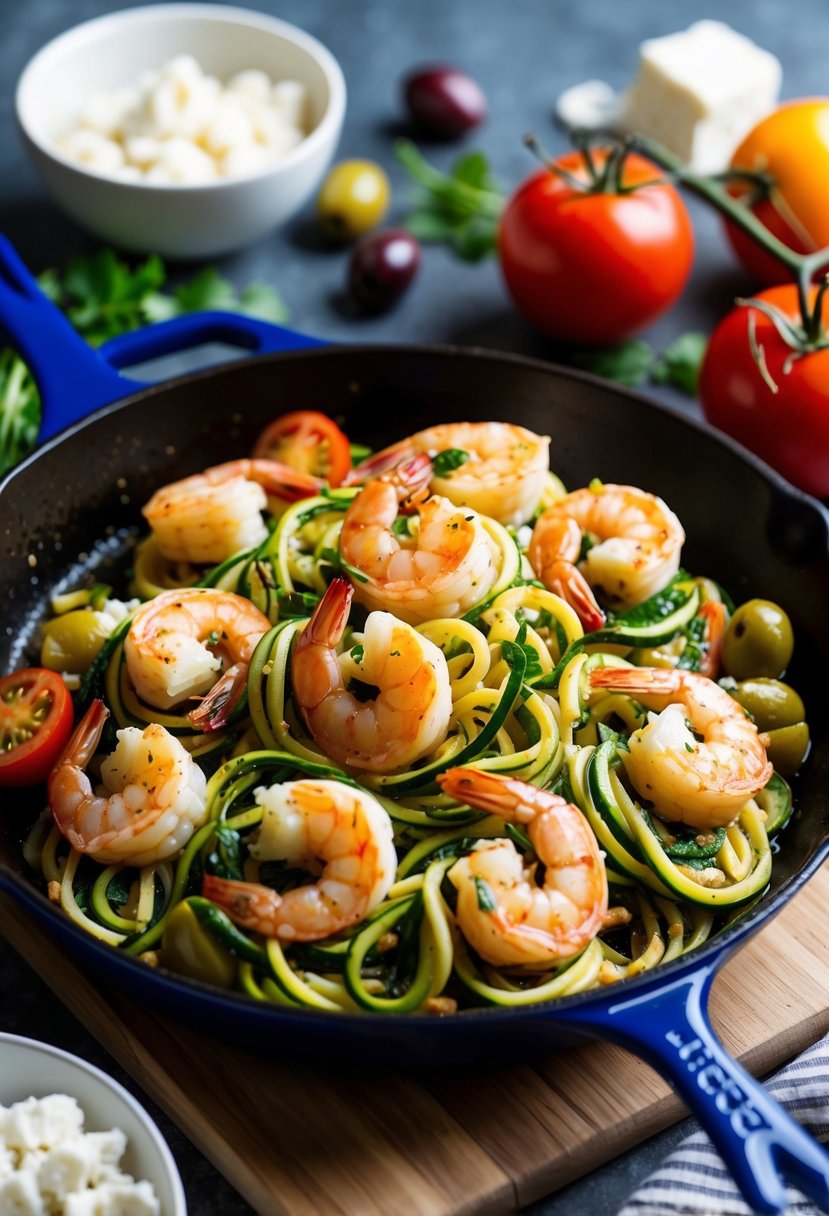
617,1033,829,1215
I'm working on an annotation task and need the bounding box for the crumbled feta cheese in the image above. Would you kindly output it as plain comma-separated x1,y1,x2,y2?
56,56,310,182
0,1096,159,1215
0,1170,46,1215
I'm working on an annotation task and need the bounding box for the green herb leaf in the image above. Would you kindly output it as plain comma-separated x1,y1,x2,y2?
0,249,289,476
474,876,497,911
651,332,708,395
570,340,655,388
395,139,504,262
432,448,470,478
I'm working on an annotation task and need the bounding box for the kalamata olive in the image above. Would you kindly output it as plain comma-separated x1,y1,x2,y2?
403,65,487,138
317,160,390,242
348,229,420,312
721,598,794,680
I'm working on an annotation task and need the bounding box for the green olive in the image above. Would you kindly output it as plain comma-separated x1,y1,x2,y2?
731,678,805,731
764,721,811,777
317,159,390,241
41,609,111,673
721,599,794,680
161,901,238,989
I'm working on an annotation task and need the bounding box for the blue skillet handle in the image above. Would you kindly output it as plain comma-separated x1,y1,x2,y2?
0,237,325,443
565,963,829,1214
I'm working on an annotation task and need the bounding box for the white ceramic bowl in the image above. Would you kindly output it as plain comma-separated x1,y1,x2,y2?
16,4,346,258
0,1033,187,1214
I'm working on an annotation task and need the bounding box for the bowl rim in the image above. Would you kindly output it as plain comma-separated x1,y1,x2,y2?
14,1,347,193
0,1030,187,1214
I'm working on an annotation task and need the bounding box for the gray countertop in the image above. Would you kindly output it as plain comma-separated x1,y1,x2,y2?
0,0,824,1211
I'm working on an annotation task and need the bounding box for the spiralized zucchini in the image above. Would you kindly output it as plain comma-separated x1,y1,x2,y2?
27,436,797,1017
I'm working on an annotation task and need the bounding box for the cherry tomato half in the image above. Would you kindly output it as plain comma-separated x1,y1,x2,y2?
498,149,694,345
727,100,829,286
252,411,352,486
0,668,74,787
698,285,829,497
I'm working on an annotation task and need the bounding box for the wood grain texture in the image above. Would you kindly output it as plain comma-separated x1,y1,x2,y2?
3,866,829,1216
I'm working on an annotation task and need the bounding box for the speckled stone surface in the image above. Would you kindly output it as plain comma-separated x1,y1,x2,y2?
0,0,822,1211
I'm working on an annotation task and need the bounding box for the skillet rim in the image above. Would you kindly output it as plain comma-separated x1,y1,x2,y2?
2,339,828,1029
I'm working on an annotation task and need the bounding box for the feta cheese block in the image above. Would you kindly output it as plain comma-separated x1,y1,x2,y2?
620,20,782,172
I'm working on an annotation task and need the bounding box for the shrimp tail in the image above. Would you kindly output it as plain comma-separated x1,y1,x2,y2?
545,562,606,632
438,766,561,824
698,600,726,678
589,667,680,695
305,577,354,647
55,699,109,772
48,699,109,839
254,462,324,502
189,662,247,732
395,453,433,513
203,874,283,934
344,440,416,486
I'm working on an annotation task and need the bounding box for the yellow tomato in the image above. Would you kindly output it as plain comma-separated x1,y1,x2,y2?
317,159,390,241
727,99,829,284
40,610,111,673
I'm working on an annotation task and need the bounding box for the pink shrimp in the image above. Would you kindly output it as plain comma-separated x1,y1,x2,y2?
589,666,772,829
437,767,608,968
143,458,322,565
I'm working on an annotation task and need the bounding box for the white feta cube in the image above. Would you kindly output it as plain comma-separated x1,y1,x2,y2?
271,79,307,128
157,136,219,183
123,136,162,168
37,1138,97,1202
0,1145,16,1178
56,130,126,175
227,68,272,103
64,1194,101,1216
94,1179,160,1216
2,1096,84,1152
0,1171,45,1216
620,20,782,172
220,144,271,177
203,104,255,156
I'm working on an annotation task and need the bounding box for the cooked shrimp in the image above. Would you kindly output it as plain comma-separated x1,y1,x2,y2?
589,666,772,829
48,700,208,866
437,767,608,968
124,587,270,729
143,458,322,565
202,778,397,941
291,577,452,773
340,453,501,624
348,421,551,527
529,483,685,629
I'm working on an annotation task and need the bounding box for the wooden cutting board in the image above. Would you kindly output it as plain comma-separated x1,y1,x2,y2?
3,868,829,1216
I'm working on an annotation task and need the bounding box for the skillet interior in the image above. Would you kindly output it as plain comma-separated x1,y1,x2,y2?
2,344,829,1058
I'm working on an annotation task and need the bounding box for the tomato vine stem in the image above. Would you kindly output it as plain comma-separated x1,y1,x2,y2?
631,135,829,347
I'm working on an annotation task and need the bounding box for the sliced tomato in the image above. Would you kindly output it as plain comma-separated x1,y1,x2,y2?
0,668,74,787
253,411,352,486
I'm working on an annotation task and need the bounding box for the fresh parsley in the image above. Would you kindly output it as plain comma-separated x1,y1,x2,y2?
395,140,504,262
432,447,470,478
570,332,708,396
0,249,288,476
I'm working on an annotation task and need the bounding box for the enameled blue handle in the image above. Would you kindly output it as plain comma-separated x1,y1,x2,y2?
563,964,829,1214
0,237,325,443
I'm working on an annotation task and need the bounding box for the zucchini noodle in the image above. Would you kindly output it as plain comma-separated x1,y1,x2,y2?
26,422,803,1017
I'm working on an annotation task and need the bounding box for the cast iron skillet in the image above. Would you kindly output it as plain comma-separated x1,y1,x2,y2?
1,238,829,1214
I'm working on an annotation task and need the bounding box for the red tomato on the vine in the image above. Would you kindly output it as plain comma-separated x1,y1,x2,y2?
498,149,694,345
698,285,829,497
727,100,829,286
